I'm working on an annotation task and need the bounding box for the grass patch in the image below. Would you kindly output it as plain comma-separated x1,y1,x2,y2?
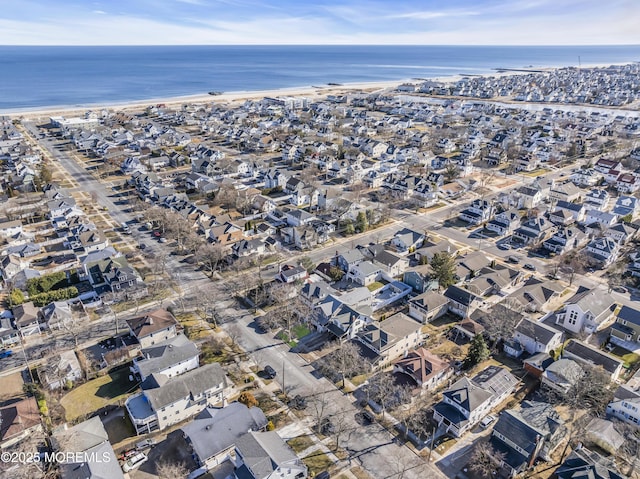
367,281,385,292
292,324,311,340
256,394,280,414
622,352,640,369
60,367,137,422
350,374,368,387
434,435,458,455
287,435,315,454
522,168,549,177
302,451,334,476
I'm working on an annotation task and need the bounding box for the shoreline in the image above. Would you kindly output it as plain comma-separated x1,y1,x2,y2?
3,61,635,119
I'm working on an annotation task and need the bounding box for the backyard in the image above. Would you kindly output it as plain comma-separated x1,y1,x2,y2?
60,366,138,421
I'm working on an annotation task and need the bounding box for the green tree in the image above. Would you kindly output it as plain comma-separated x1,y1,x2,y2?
299,256,316,273
9,288,25,307
444,163,460,182
620,213,633,224
344,221,355,235
355,211,368,233
40,164,53,184
327,266,344,282
430,251,456,289
465,334,490,368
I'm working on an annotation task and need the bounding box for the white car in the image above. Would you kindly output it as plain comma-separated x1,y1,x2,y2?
122,452,148,472
480,415,496,428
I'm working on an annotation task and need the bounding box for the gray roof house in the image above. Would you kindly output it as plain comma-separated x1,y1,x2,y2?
131,333,199,381
562,339,624,382
234,431,307,479
182,402,268,472
433,366,517,437
490,401,565,476
125,363,228,435
506,318,563,356
52,416,124,479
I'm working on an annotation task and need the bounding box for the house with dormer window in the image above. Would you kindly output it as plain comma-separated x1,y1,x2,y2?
433,366,517,437
555,285,616,335
513,217,553,245
585,236,620,266
459,199,494,225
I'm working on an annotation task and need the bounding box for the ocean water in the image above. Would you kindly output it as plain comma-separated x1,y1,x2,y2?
1,45,639,112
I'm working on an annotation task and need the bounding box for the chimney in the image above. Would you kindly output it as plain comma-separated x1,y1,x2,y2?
147,317,153,325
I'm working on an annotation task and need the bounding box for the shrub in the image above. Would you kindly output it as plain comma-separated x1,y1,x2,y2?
238,391,259,408
9,288,25,306
266,420,275,431
26,271,68,297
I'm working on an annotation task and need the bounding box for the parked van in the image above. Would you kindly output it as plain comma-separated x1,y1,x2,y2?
121,223,131,234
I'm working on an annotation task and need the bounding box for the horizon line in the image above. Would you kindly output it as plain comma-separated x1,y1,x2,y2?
2,43,640,48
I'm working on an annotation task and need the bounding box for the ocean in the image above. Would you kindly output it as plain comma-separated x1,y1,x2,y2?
1,45,639,112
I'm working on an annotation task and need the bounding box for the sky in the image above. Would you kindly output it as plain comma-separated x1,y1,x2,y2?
0,0,638,46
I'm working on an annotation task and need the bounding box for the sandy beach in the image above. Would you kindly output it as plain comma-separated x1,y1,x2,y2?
4,61,630,120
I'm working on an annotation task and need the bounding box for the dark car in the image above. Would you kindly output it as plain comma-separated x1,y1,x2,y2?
0,350,13,359
355,411,375,425
264,365,277,379
318,418,335,435
523,263,536,271
139,243,147,250
507,255,520,264
316,472,330,479
289,395,307,410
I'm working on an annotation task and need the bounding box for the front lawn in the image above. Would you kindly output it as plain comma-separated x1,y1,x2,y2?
367,282,385,292
303,451,334,476
60,367,137,421
287,435,316,454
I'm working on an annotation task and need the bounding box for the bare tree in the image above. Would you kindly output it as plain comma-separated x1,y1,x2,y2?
614,420,640,478
156,459,189,479
309,388,331,428
468,441,506,479
196,243,225,276
318,341,366,388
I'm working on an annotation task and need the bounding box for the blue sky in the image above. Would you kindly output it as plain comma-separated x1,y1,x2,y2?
0,0,638,45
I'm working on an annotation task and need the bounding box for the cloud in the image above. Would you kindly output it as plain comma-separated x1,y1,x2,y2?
92,10,106,14
387,9,480,21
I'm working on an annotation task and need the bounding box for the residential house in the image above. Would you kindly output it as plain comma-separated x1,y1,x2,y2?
541,358,584,394
594,158,623,174
466,264,522,298
209,222,244,248
585,236,620,267
433,366,517,437
403,265,438,293
507,277,564,313
584,209,617,228
232,239,267,258
277,264,307,283
283,209,315,227
584,188,610,211
125,362,228,435
542,226,587,255
182,402,268,472
513,217,553,245
393,347,453,390
585,418,625,455
414,239,459,265
321,302,371,341
551,200,585,223
408,291,449,323
506,318,563,356
346,261,383,286
555,285,616,335
0,397,42,449
549,182,581,203
83,255,142,295
523,353,555,379
612,195,639,219
562,339,624,382
52,416,124,479
38,300,73,331
455,251,492,281
131,334,199,381
606,385,640,428
355,312,425,369
571,168,602,187
486,209,520,236
444,285,481,318
12,301,41,337
616,172,640,194
126,308,179,348
0,317,20,347
555,447,624,479
490,401,565,477
605,222,637,244
234,431,307,479
371,250,409,277
0,219,23,238
459,199,494,225
37,350,83,390
263,169,288,189
610,305,640,349
515,185,544,209
335,248,367,273
390,228,425,254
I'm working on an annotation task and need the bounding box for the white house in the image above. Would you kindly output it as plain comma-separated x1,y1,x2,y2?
506,318,563,356
555,285,616,335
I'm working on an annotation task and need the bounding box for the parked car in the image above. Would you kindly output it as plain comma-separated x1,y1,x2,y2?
480,415,496,428
264,365,277,379
523,263,536,271
613,286,627,294
507,255,521,264
289,395,307,410
318,418,335,435
122,452,147,472
316,471,330,479
498,243,512,250
139,243,147,250
355,411,375,425
0,350,13,359
158,237,167,243
135,438,156,451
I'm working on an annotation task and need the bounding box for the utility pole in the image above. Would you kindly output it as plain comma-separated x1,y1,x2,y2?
282,360,287,401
